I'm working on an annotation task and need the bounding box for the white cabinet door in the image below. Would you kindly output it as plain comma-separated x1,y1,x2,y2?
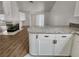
71,34,79,57
29,33,72,56
29,33,39,55
38,34,55,56
3,2,20,23
54,34,72,56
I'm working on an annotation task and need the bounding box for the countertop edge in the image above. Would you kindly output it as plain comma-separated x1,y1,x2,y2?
0,28,23,35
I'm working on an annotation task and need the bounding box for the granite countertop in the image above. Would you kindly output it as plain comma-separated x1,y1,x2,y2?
28,26,79,34
0,28,23,35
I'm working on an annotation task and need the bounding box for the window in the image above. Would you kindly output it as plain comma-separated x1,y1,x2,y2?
36,14,44,27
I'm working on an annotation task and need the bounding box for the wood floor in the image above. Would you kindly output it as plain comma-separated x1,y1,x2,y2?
0,27,29,57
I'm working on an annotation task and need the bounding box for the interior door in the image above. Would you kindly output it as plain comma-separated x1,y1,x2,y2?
38,34,55,56
54,34,72,56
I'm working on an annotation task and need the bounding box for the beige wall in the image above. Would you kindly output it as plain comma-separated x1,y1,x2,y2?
31,14,36,26
48,1,76,26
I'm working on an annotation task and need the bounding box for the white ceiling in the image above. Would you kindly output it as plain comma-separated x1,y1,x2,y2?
0,1,56,14
17,1,56,14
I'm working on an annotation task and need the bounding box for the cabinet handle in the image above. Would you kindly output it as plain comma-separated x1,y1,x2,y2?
53,40,57,44
44,36,49,37
36,35,38,39
62,36,67,37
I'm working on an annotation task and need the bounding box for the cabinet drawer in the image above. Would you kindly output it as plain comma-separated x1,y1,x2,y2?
38,34,55,39
56,34,72,39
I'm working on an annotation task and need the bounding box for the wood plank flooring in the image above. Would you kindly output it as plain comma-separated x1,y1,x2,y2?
0,27,29,57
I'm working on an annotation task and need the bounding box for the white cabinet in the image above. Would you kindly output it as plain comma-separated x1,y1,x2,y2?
38,34,55,55
29,33,39,55
54,34,72,56
29,33,72,56
74,2,79,16
3,2,20,23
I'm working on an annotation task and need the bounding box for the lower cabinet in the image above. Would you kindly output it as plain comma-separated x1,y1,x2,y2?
38,37,54,55
29,33,72,56
71,34,79,57
54,34,72,56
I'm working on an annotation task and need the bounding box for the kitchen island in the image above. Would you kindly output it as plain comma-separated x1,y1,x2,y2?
28,26,79,57
0,27,29,57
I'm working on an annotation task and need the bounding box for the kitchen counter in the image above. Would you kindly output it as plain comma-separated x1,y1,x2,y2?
0,28,23,35
28,26,79,34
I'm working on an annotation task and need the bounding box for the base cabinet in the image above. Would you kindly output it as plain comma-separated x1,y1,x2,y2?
29,33,72,56
38,37,54,55
29,33,39,55
71,34,79,57
54,34,72,56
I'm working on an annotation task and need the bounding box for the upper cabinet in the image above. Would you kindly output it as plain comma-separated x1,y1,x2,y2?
74,2,79,16
2,1,20,24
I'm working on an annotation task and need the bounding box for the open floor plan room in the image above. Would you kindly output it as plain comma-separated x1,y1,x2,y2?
0,1,79,57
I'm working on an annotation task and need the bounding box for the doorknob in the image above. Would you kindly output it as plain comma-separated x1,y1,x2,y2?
53,40,57,44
